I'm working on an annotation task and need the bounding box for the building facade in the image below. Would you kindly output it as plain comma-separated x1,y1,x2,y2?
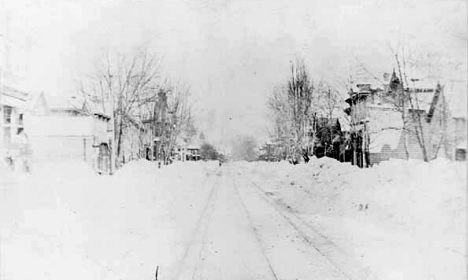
0,86,29,170
26,93,112,174
344,71,466,166
0,5,31,171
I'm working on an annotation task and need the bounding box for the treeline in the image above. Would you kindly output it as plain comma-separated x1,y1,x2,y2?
266,58,343,163
79,46,195,169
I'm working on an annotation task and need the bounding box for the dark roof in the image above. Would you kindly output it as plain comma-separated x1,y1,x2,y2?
93,112,111,120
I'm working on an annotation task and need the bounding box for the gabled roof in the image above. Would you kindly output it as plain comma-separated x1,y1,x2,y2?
187,144,201,150
408,90,435,113
28,92,111,119
1,85,29,101
442,79,467,118
408,79,467,119
45,93,84,111
27,92,49,113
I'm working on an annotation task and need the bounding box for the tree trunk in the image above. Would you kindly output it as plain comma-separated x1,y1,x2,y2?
116,116,124,167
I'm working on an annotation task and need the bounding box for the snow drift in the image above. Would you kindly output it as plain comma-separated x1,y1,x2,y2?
0,158,464,280
232,157,466,280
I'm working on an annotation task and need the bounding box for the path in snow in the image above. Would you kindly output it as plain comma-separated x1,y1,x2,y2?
169,165,375,280
173,168,277,280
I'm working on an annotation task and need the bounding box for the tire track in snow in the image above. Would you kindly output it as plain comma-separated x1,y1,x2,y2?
172,169,222,280
192,172,222,280
247,179,380,280
230,171,279,280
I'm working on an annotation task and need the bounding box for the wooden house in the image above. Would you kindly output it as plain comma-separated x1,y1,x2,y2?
344,71,466,166
25,92,113,174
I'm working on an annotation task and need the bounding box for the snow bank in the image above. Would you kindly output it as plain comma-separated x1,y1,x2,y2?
32,159,98,179
234,157,466,280
0,160,219,280
0,158,463,280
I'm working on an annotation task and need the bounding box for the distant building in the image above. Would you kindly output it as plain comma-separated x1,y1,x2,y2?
173,138,188,162
344,71,466,166
258,141,278,162
186,142,201,161
171,137,201,162
25,92,112,174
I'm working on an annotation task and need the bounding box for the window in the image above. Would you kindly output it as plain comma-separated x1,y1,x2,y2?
3,106,12,124
455,149,466,161
18,113,23,126
17,127,24,135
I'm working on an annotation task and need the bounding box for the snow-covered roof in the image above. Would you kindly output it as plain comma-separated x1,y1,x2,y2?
45,93,83,111
456,141,466,149
409,91,435,113
1,85,29,101
350,80,385,93
186,137,203,150
187,144,201,150
28,92,110,118
442,80,467,118
406,78,466,118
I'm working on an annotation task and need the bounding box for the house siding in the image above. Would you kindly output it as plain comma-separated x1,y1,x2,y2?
24,112,111,172
345,77,465,166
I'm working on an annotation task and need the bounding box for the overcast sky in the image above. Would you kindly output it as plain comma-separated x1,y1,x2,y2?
4,0,467,146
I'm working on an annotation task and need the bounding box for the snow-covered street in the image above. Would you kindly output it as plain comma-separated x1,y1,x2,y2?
0,158,465,280
0,1,466,280
173,168,356,280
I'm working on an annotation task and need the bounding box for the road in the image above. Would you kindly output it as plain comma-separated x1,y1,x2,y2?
0,161,461,280
168,165,378,280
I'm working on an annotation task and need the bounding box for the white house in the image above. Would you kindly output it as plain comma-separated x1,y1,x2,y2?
25,92,113,174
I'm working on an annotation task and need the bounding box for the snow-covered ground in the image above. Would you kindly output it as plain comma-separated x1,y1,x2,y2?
231,157,466,280
0,160,220,280
0,158,465,280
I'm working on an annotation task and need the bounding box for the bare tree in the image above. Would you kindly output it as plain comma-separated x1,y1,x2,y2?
268,58,316,163
268,85,293,160
79,47,162,170
315,81,343,156
159,82,193,163
391,46,449,162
